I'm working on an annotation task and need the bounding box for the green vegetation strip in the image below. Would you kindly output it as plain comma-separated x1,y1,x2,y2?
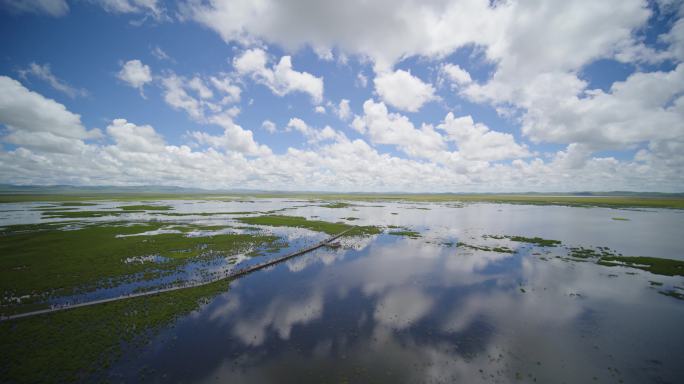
597,256,684,276
236,215,380,236
457,242,514,254
119,204,172,211
388,230,421,238
0,279,232,383
0,222,279,312
485,235,561,247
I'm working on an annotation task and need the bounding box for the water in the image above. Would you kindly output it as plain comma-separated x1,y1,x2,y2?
3,199,684,382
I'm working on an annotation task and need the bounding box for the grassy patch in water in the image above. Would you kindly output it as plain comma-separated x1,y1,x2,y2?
567,246,617,259
59,202,97,207
236,215,379,236
41,210,144,218
322,202,353,209
0,279,232,383
119,204,172,211
156,211,258,216
387,230,421,238
457,242,515,254
0,222,280,313
597,256,684,276
341,217,360,221
612,217,630,221
485,235,561,247
658,290,684,300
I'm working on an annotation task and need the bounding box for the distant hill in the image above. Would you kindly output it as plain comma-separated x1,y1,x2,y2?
0,184,682,197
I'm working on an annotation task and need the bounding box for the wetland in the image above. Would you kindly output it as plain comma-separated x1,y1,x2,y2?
0,195,683,383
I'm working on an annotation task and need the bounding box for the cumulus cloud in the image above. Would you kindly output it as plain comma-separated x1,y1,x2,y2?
374,70,436,112
262,120,277,133
438,113,529,161
233,48,324,103
151,45,172,61
106,118,166,153
209,75,241,104
18,62,88,98
0,0,69,16
117,59,152,95
191,110,271,156
97,0,163,19
467,64,684,150
336,99,351,120
181,0,684,158
286,117,345,144
440,64,472,87
352,99,445,159
3,1,684,191
0,76,101,144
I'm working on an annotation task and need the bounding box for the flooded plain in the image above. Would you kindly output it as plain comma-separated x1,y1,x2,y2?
1,198,683,383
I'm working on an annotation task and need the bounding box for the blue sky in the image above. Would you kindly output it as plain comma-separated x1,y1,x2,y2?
0,0,683,192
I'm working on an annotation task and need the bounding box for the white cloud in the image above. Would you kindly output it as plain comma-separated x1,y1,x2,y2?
106,118,166,153
336,99,351,120
262,120,277,133
440,64,472,87
233,48,324,103
181,0,684,160
117,59,152,95
188,77,214,99
314,105,326,114
160,74,203,119
0,76,101,151
286,117,344,144
98,0,163,19
0,0,68,16
374,70,435,112
352,99,445,159
438,113,529,161
467,64,684,150
151,46,172,61
209,75,241,104
191,110,271,156
18,62,87,98
356,72,368,88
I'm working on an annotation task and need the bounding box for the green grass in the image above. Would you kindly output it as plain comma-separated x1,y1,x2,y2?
118,204,172,211
1,193,683,209
41,210,144,218
485,235,561,247
387,230,421,238
457,242,515,254
0,222,280,313
0,279,231,383
59,202,97,206
612,217,630,221
659,290,684,300
322,202,353,209
597,256,684,276
235,215,380,236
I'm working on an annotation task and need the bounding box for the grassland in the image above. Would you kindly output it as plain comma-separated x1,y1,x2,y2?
0,222,280,314
457,242,515,253
388,230,421,238
484,235,562,247
597,256,684,276
0,279,232,383
235,215,380,236
1,192,683,209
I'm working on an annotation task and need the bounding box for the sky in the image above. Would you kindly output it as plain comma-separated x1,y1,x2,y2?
0,0,683,192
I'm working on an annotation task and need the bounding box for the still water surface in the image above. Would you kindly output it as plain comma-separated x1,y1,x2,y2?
4,199,683,382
